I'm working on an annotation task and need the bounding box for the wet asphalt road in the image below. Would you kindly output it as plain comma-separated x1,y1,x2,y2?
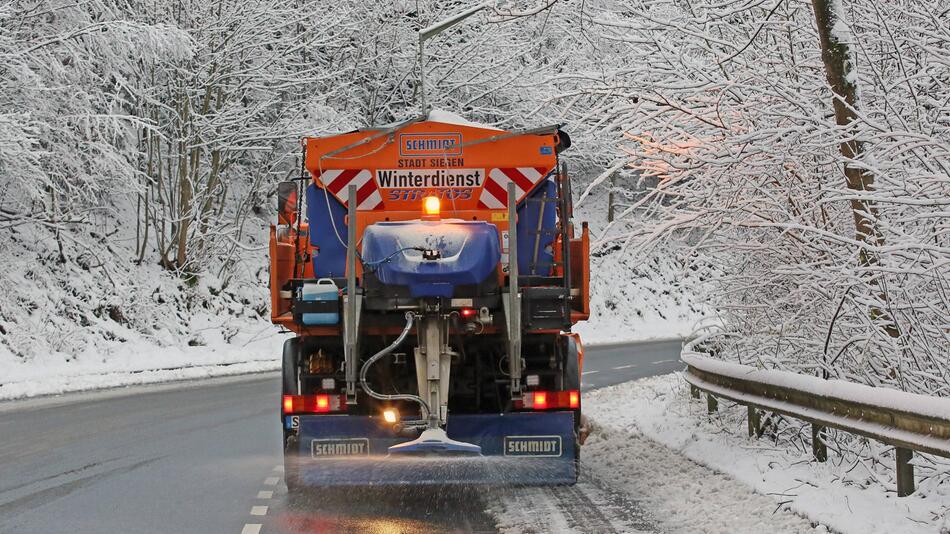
0,338,683,534
579,339,684,391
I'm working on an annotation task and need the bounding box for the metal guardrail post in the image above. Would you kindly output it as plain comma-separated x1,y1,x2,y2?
607,171,615,223
706,394,718,414
812,425,828,462
897,448,915,497
748,406,761,438
690,385,701,399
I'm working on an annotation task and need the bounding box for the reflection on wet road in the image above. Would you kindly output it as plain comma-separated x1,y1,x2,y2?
0,338,682,533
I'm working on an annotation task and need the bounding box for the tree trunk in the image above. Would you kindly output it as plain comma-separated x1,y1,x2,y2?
176,97,192,272
811,0,898,337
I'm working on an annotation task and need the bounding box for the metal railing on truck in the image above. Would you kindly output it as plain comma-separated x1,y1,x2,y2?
682,337,950,497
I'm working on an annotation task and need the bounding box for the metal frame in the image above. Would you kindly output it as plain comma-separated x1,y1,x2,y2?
344,185,362,402
505,182,522,399
558,162,572,327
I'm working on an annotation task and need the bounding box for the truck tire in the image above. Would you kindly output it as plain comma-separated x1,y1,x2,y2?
281,338,302,492
282,337,301,397
563,335,582,485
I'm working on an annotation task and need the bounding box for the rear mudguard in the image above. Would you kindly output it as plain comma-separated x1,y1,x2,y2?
284,411,577,486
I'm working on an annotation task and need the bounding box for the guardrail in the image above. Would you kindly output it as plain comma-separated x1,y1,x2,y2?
682,346,950,497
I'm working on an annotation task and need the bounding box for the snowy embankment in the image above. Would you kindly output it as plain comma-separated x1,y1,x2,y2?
0,225,285,401
0,314,283,401
582,375,950,533
574,244,711,345
572,188,714,346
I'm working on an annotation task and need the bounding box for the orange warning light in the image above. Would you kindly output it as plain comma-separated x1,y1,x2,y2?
422,196,440,218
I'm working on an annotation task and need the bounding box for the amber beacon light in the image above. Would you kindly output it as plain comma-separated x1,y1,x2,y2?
422,196,441,219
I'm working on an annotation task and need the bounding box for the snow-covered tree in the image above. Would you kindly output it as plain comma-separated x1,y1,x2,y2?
590,0,950,394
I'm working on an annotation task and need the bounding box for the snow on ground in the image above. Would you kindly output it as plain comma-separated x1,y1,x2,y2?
0,309,283,401
574,245,712,345
572,187,714,345
585,374,950,533
487,377,821,533
487,472,656,533
0,207,285,401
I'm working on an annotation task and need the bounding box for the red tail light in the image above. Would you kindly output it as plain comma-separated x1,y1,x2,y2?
460,307,477,318
533,391,548,409
282,394,346,414
517,390,580,410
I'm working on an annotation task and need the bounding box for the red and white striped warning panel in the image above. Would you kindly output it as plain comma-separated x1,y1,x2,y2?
315,169,383,211
477,167,550,209
315,166,551,211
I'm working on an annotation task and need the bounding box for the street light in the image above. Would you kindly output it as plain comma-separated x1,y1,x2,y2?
417,1,499,117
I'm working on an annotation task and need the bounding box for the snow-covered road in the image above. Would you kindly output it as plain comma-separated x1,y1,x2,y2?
488,377,822,534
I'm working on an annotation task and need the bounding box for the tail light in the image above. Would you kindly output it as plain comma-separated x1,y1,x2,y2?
516,390,580,410
282,394,347,414
533,391,548,409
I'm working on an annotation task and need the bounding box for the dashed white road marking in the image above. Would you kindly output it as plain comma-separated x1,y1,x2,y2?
273,465,284,473
241,524,262,534
250,505,268,516
256,490,274,499
613,364,636,370
651,359,675,364
263,476,280,486
582,370,600,375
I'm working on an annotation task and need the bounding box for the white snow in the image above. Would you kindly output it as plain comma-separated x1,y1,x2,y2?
683,352,950,422
829,0,855,46
487,377,823,534
572,189,714,345
0,314,282,401
585,374,950,533
426,108,503,130
573,245,712,344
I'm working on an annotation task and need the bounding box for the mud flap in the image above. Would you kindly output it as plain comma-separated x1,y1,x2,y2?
287,412,577,486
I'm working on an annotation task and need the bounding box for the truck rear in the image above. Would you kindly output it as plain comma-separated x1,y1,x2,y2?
269,113,590,487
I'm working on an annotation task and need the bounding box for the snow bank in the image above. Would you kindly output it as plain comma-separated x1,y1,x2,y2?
571,188,714,344
0,183,284,402
586,374,950,533
574,245,712,344
0,313,283,401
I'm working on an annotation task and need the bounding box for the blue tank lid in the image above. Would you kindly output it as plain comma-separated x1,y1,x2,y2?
361,220,500,298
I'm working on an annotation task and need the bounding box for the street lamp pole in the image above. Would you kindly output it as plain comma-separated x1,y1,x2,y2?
418,2,497,117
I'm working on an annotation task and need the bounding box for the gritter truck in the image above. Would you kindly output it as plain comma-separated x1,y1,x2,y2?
269,112,590,487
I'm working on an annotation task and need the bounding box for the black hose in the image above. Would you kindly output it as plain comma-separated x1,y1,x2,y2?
358,312,430,420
